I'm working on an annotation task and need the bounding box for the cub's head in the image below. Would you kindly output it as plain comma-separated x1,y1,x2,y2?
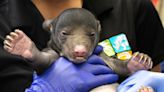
43,8,101,63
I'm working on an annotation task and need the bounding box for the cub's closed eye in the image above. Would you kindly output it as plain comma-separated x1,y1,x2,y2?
90,32,95,36
61,31,69,35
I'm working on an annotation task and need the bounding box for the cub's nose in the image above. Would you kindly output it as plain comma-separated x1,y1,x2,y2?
73,45,87,57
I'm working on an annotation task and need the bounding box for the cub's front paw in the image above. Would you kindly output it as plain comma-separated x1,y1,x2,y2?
127,52,153,73
3,29,34,59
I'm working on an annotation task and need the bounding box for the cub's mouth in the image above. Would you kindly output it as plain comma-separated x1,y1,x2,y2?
61,45,93,63
63,53,90,64
70,55,87,64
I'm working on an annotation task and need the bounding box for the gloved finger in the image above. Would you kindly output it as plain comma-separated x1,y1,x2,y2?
33,72,39,79
93,45,103,55
87,55,106,65
25,78,53,92
78,63,115,75
118,70,147,87
119,70,156,89
54,57,73,69
118,76,136,89
119,84,143,92
40,57,74,78
88,74,119,89
118,78,136,90
119,71,164,92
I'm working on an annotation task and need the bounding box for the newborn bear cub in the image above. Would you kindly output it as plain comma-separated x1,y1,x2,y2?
3,8,154,92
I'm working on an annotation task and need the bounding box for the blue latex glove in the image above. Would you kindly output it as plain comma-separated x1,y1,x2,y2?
117,70,164,92
160,61,164,73
25,46,118,92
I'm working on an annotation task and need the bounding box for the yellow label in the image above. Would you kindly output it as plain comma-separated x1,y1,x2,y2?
99,39,115,56
117,51,132,60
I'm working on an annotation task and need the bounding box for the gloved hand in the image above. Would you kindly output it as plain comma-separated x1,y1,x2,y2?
25,46,118,92
117,70,164,92
160,60,164,73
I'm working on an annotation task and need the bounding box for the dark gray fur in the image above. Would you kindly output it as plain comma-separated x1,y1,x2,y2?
29,8,131,75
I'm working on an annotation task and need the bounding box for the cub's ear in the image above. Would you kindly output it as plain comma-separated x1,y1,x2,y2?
97,20,101,32
42,19,54,32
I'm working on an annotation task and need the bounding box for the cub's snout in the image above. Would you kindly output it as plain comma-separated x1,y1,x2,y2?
61,32,97,63
73,45,87,60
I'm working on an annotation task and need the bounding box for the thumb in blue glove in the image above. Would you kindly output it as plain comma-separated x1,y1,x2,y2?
92,45,104,55
25,55,118,92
